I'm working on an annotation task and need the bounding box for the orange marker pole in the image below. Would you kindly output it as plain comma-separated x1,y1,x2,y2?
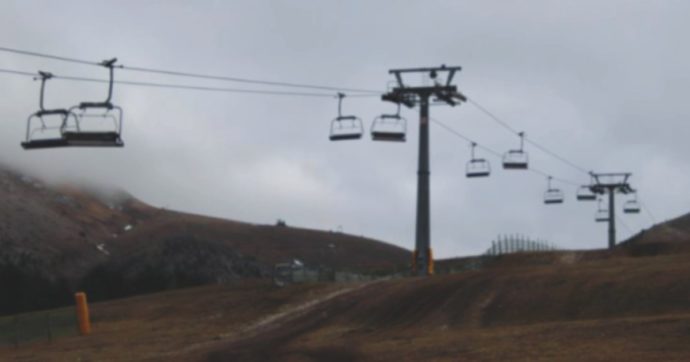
427,248,434,275
74,292,91,336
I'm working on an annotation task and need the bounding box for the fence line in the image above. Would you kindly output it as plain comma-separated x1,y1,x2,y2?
485,234,558,256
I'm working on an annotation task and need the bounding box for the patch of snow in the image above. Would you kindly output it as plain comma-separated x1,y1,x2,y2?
96,243,110,256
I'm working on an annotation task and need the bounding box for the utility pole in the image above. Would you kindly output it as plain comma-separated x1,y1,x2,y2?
589,172,634,249
383,65,466,276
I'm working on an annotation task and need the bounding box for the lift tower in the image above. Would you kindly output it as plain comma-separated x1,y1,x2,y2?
382,65,466,276
589,172,634,249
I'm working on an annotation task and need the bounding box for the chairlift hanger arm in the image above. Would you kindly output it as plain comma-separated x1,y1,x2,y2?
38,73,50,111
100,58,117,68
37,71,53,80
103,59,117,104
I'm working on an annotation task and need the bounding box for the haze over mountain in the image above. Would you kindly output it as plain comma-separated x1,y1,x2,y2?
0,164,409,315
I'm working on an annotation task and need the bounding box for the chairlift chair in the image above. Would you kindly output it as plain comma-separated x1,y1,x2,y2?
502,131,528,169
329,93,363,141
576,185,597,201
466,142,491,178
21,71,80,150
623,192,641,214
66,58,124,147
371,103,406,142
577,173,597,201
595,198,609,222
543,176,564,204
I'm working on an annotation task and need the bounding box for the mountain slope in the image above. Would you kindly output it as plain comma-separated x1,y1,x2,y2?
0,165,409,314
624,212,690,245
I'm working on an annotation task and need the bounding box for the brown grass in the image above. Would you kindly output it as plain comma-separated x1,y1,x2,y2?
2,248,689,361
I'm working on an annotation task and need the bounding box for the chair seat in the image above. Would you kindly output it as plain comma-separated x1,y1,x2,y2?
36,109,70,117
21,138,69,150
466,171,490,178
503,162,528,169
79,102,114,109
63,132,123,147
372,131,405,142
330,133,362,141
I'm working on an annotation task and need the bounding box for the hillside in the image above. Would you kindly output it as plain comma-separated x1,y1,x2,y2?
622,212,690,248
201,247,690,361
0,165,409,314
1,246,689,361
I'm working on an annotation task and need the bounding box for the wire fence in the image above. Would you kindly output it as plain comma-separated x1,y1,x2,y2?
485,234,558,256
0,307,77,348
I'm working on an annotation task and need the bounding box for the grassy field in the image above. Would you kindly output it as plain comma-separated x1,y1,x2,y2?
1,247,689,361
0,307,77,347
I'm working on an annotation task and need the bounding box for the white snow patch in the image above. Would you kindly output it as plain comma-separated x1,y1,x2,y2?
96,243,110,256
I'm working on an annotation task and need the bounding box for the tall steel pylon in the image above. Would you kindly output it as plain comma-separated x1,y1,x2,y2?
589,172,635,249
382,65,466,276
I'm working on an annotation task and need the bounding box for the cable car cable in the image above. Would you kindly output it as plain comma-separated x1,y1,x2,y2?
466,98,591,175
0,67,374,98
638,200,658,224
431,117,582,187
0,46,382,94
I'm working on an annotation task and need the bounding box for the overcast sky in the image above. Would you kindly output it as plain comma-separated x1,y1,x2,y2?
1,0,688,258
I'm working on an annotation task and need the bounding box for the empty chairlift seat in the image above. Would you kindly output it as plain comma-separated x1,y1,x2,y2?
466,143,491,178
21,110,73,149
21,72,80,150
466,159,491,178
371,115,406,142
595,209,609,222
623,201,641,214
371,103,406,142
595,199,609,222
543,177,564,204
576,185,597,201
63,111,124,147
66,58,125,147
502,150,528,169
502,132,528,170
544,189,564,204
329,93,363,141
62,130,124,147
623,192,641,214
330,116,363,141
